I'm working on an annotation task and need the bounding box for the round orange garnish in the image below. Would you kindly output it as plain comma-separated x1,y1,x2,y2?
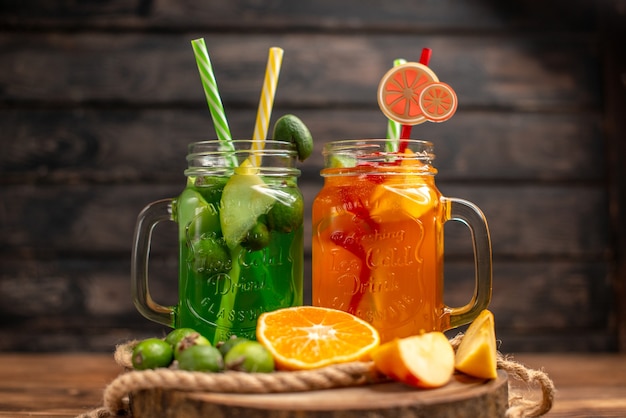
418,82,458,122
377,62,438,125
256,306,381,370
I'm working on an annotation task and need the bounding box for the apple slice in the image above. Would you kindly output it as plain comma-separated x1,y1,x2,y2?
454,309,498,379
219,161,275,249
371,332,454,388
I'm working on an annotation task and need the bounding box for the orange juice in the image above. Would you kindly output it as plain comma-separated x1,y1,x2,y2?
312,139,493,343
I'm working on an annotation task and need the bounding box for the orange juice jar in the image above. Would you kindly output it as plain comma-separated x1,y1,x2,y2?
312,139,492,343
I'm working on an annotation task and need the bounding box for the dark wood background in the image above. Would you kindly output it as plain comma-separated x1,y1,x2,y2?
1,0,625,353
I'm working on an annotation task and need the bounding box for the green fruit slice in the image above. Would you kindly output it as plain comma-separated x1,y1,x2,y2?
220,161,276,249
273,114,313,162
329,154,357,168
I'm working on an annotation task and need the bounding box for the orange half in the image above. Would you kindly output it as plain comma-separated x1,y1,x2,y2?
377,62,438,126
256,306,381,370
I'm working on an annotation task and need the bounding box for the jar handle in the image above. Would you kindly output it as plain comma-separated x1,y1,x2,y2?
131,198,175,327
443,197,493,329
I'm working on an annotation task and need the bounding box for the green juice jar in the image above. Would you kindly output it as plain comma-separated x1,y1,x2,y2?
132,140,304,344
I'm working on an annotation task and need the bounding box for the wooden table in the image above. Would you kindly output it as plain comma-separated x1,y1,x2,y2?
0,353,624,417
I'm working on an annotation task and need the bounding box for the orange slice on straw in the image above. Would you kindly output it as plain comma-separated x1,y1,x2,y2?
256,306,381,370
377,62,438,125
418,82,458,122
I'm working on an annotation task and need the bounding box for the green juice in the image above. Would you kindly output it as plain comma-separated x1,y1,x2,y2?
173,175,303,345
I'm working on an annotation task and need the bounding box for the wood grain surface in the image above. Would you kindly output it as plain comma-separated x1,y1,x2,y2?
0,0,624,352
1,353,625,418
130,371,508,418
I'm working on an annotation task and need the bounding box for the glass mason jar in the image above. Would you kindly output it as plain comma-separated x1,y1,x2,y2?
132,140,304,345
312,139,492,343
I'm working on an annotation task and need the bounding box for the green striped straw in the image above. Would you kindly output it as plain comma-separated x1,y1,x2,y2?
385,58,407,152
191,38,238,167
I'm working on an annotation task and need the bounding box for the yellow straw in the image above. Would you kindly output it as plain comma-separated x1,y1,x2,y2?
251,47,284,166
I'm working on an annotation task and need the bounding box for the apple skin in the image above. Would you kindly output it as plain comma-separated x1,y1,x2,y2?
371,332,455,389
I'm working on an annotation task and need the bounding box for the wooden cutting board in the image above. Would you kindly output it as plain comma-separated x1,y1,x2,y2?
130,370,508,418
